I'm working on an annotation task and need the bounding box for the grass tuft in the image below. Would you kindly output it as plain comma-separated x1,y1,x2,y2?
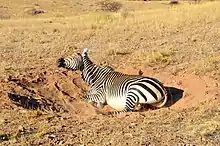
184,116,220,137
180,103,220,138
96,0,122,12
194,56,220,75
131,49,176,67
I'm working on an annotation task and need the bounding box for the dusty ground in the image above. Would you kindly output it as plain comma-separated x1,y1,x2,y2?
0,0,220,145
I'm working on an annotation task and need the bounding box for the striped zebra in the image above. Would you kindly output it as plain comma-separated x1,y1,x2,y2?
56,48,168,112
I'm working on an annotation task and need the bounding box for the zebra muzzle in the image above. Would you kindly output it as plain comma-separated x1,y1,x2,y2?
56,58,65,67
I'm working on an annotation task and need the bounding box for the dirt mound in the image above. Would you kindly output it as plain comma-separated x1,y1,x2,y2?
1,69,99,118
2,66,219,115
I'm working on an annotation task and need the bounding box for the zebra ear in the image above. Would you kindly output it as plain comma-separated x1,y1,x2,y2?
82,48,88,56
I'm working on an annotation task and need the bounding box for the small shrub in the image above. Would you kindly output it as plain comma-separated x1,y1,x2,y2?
24,8,45,15
194,56,220,74
120,9,130,19
96,1,122,12
170,0,179,5
0,12,10,19
0,7,11,19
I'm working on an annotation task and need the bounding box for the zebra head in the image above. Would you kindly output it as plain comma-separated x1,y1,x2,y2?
56,52,84,71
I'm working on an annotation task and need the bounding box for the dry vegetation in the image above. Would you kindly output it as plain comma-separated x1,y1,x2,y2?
0,0,220,145
0,0,220,78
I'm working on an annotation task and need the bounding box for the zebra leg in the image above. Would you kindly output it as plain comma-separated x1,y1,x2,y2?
134,103,142,111
106,99,137,116
82,91,105,109
82,95,97,107
96,102,104,109
106,109,133,117
124,95,138,112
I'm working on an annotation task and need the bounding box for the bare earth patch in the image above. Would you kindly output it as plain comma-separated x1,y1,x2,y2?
0,0,220,145
0,66,220,145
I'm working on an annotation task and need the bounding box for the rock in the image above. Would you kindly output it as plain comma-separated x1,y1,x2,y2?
18,125,25,132
24,8,45,15
138,70,143,76
48,134,56,139
58,141,64,145
130,123,137,126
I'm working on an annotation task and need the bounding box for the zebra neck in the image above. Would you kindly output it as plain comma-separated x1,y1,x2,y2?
81,65,97,87
82,55,103,87
82,55,93,66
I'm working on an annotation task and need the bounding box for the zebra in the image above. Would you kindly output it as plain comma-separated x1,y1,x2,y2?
57,51,114,108
56,48,168,113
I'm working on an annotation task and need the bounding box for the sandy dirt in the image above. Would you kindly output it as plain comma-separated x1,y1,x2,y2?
0,0,220,145
0,66,220,145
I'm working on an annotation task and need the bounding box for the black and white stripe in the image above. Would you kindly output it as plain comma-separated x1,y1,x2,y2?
57,48,168,112
56,53,84,71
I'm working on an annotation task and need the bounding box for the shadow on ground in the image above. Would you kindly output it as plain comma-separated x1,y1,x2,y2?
8,93,40,110
7,93,66,113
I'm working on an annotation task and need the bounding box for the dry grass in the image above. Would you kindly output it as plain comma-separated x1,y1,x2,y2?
182,103,220,137
0,1,220,144
131,49,176,67
194,56,220,75
1,0,220,78
96,0,122,12
0,107,54,144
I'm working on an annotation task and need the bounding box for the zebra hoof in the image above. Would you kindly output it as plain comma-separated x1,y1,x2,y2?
88,101,97,107
81,97,87,102
96,102,104,109
56,58,65,67
82,97,95,105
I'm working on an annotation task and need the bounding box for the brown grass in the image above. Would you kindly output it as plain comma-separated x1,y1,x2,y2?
182,103,220,137
131,49,176,67
96,0,122,12
1,0,220,145
1,0,220,78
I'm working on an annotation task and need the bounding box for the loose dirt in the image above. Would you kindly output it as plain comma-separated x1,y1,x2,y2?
0,66,219,145
1,0,220,145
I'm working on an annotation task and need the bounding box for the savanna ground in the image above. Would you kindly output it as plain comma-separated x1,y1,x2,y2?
0,0,220,145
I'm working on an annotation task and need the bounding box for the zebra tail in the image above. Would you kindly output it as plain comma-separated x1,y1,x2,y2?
151,88,168,108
